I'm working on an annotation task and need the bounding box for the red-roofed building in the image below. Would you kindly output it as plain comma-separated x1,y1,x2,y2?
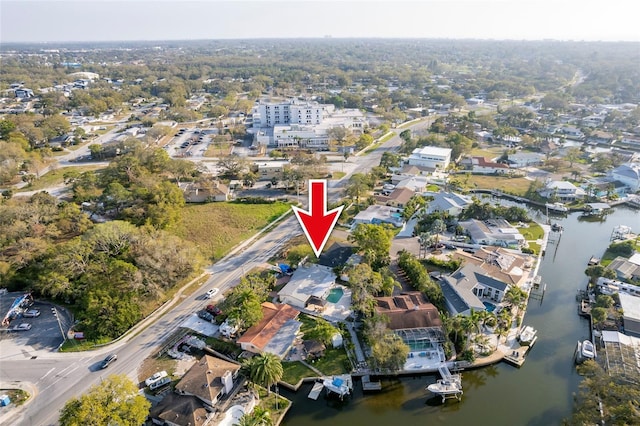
236,302,302,358
462,156,510,174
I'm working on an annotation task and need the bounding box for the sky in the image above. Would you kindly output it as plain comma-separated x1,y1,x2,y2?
1,0,639,43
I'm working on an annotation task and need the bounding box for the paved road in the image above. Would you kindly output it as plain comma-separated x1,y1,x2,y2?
0,120,421,425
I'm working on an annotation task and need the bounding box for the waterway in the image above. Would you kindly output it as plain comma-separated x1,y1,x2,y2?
281,205,639,426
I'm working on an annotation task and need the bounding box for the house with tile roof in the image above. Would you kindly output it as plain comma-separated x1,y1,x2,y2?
174,355,240,410
451,247,530,287
236,302,301,359
375,187,415,208
374,292,442,330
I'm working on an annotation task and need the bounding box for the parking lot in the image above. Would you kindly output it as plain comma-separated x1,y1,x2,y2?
0,291,73,358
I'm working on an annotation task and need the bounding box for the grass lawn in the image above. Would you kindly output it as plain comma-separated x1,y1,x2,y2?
469,146,504,159
332,171,346,180
309,347,350,376
527,242,541,255
257,387,291,423
16,165,105,193
172,201,291,261
466,175,532,196
281,361,316,384
518,222,544,241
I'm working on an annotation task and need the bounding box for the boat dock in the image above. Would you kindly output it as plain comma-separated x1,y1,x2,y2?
307,382,324,400
361,375,382,391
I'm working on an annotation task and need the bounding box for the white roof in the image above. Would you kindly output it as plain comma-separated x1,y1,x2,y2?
629,253,640,266
602,330,640,346
411,146,452,156
546,180,577,190
619,293,640,321
278,264,336,305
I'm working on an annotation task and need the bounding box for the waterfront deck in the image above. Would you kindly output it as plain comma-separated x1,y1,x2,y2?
307,382,324,400
361,375,382,391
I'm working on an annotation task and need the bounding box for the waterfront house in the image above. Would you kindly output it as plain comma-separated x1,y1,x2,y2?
236,302,301,359
352,204,405,228
459,218,526,249
606,256,640,282
439,264,511,316
277,264,336,310
174,355,240,411
374,292,443,330
538,180,586,201
422,191,472,216
618,293,640,338
610,163,640,192
452,247,530,287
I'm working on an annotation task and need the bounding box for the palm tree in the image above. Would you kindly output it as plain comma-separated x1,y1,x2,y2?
241,353,283,395
237,407,273,426
504,286,528,320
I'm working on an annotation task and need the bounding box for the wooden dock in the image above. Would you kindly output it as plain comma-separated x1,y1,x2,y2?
307,382,324,400
503,337,537,367
361,375,382,391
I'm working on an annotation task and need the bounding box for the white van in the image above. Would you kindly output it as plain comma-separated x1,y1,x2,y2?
149,376,171,391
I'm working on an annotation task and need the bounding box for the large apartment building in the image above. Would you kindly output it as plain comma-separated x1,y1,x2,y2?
250,99,367,150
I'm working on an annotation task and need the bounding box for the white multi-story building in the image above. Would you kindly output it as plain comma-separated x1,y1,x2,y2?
250,99,366,149
407,146,452,170
252,99,333,128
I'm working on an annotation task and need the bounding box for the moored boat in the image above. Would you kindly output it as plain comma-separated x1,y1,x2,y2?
517,325,538,346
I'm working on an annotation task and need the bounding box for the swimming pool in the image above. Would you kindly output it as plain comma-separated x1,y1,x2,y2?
326,287,344,304
483,301,497,312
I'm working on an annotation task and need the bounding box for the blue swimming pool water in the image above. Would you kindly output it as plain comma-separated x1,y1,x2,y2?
326,287,344,304
483,301,497,312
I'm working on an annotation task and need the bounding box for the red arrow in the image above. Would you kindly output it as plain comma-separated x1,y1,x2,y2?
292,179,344,257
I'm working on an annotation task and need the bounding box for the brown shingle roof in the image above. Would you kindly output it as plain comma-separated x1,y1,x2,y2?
236,302,300,351
375,292,442,330
150,393,209,426
175,355,240,406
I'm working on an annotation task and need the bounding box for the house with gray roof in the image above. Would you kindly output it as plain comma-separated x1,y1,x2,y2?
610,163,640,192
439,264,511,316
460,218,525,249
619,293,640,338
606,256,640,282
507,152,544,168
423,191,472,216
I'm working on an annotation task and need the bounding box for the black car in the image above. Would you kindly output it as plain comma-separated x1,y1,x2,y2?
197,310,214,322
101,353,118,369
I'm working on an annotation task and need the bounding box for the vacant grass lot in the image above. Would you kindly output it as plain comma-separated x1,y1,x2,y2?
466,175,532,196
518,222,544,241
173,201,291,261
16,165,105,193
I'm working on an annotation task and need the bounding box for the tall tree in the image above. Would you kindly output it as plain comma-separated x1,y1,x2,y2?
242,353,284,394
59,374,150,426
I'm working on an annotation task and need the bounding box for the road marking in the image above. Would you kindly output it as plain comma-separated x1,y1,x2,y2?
39,367,56,382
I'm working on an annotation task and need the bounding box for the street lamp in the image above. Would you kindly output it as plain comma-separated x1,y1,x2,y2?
51,307,66,348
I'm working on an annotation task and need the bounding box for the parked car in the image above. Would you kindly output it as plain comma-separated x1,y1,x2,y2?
205,288,219,299
145,371,168,387
12,323,32,331
100,353,118,369
149,376,171,391
197,310,214,322
23,309,40,318
205,305,222,316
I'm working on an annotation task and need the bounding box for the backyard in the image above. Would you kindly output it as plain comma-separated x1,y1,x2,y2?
466,175,532,196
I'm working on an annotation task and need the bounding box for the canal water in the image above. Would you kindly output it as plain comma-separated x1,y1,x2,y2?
281,206,639,426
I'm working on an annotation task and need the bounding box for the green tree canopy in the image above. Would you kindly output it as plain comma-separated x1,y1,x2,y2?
59,374,150,426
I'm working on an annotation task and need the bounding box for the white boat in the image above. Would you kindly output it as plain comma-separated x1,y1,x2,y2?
517,325,538,346
546,202,569,212
426,364,463,402
322,375,352,399
581,340,596,360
